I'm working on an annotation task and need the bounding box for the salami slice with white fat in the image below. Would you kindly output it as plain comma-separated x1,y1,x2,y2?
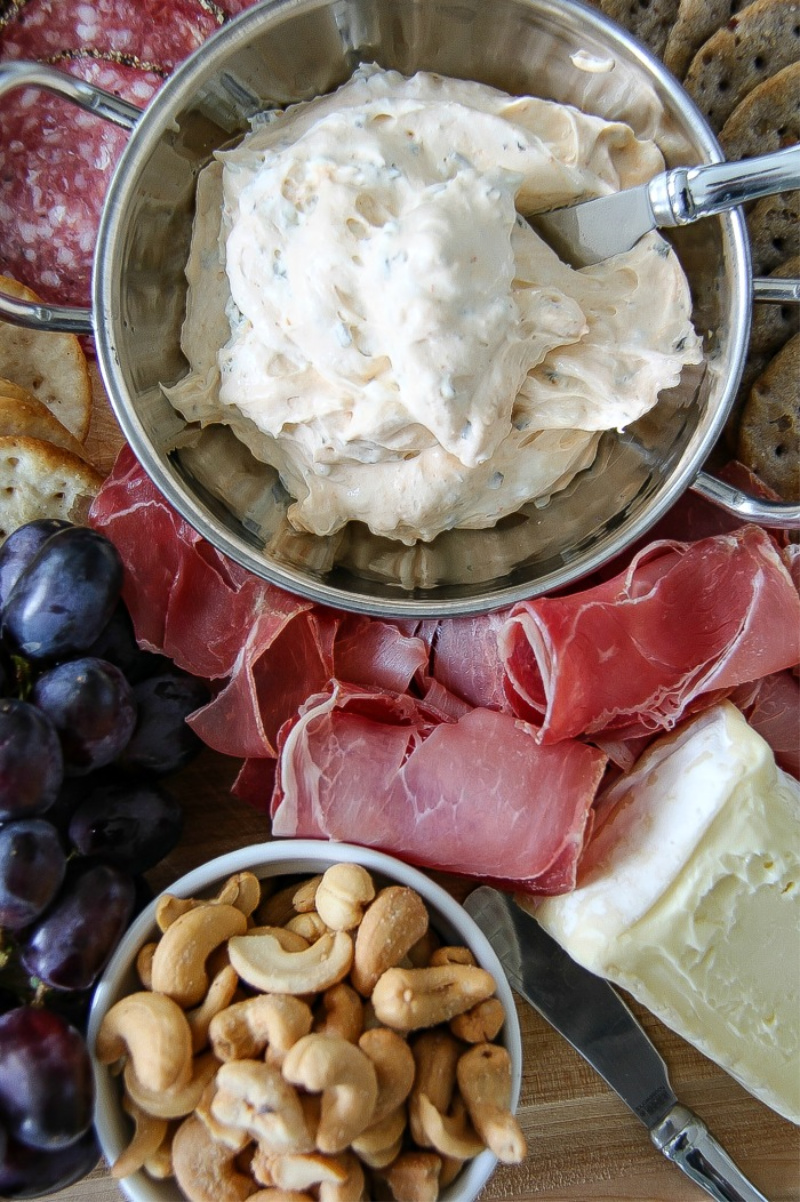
0,58,161,306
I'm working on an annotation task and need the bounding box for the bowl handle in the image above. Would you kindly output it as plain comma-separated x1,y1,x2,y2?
691,473,800,530
0,61,143,334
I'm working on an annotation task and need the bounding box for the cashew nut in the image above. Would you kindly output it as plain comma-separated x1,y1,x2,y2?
151,903,248,1007
124,1050,220,1120
285,911,329,942
142,1122,176,1179
195,1080,249,1152
415,1093,484,1160
187,964,240,1054
371,964,496,1031
172,1113,254,1202
318,1151,365,1202
246,924,310,952
209,993,313,1063
358,1027,415,1125
96,991,193,1093
256,880,307,927
383,1151,442,1202
350,1105,406,1169
248,1193,313,1202
430,946,476,967
456,1042,526,1164
136,941,157,989
257,1151,349,1192
211,1058,315,1153
408,1030,461,1147
314,864,375,931
110,1095,168,1179
449,997,505,1044
351,886,429,996
214,870,262,916
314,982,364,1043
292,875,324,913
228,929,353,995
282,1033,378,1154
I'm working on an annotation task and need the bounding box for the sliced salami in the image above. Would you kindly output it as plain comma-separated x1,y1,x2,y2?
0,58,161,306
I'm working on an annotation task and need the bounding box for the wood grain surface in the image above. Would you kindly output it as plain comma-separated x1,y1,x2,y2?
50,363,800,1202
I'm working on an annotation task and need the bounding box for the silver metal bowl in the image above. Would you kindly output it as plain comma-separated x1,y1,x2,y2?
1,0,794,616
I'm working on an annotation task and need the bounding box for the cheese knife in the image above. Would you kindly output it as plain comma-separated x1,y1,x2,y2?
464,886,770,1202
530,143,800,268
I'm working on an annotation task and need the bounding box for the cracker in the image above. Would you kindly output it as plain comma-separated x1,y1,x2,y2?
0,376,38,404
0,435,104,543
719,60,800,156
737,333,800,500
0,275,91,442
664,0,752,79
746,190,800,274
749,256,800,357
0,393,89,459
593,0,681,58
683,0,800,130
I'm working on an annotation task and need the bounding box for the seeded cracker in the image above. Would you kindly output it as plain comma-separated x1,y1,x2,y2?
0,393,89,460
590,0,681,58
720,60,800,155
664,0,754,79
0,276,91,442
683,0,800,130
0,435,104,542
747,192,800,274
737,334,800,500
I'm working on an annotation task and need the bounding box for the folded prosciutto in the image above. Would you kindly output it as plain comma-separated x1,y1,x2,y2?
500,524,800,743
271,682,608,892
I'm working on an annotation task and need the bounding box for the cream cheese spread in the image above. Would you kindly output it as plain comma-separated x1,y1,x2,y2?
533,702,800,1124
169,65,702,544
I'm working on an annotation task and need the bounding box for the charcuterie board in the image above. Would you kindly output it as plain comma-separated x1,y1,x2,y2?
53,377,799,1202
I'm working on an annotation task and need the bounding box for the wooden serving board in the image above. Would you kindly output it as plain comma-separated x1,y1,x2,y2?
53,376,800,1202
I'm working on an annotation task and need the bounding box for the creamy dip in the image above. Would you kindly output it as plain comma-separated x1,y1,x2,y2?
168,65,702,544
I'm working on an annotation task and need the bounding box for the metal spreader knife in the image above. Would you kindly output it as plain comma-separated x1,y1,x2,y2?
464,886,770,1202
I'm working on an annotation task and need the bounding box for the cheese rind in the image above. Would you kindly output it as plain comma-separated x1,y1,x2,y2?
533,701,800,1124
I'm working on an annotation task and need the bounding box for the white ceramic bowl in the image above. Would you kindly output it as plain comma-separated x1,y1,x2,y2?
87,839,524,1202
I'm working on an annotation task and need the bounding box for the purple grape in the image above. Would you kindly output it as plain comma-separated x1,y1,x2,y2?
118,670,210,776
0,699,64,821
0,1007,94,1151
20,861,135,992
0,1127,99,1198
2,527,123,663
0,820,66,931
32,657,137,775
0,520,72,613
86,601,170,683
68,778,183,874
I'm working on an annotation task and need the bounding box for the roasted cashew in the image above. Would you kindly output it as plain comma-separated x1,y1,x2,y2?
151,903,248,1007
314,982,364,1043
256,880,307,927
96,991,193,1093
142,1121,176,1179
209,993,313,1063
430,946,476,967
172,1113,254,1202
415,1093,484,1160
246,924,310,952
314,864,375,931
406,928,441,968
383,1150,442,1202
136,942,156,989
211,1058,314,1153
285,911,329,942
456,1042,526,1164
281,1033,378,1154
409,1030,461,1147
110,1094,168,1179
292,874,323,913
187,964,240,1054
350,1105,406,1168
214,870,262,916
358,1027,415,1125
256,1151,349,1192
351,886,429,996
371,964,496,1031
316,1150,365,1202
248,1192,313,1202
124,1050,219,1119
195,1080,249,1152
449,997,505,1044
228,929,353,995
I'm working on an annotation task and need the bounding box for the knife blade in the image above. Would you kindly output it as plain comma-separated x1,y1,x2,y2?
530,143,800,267
464,886,770,1202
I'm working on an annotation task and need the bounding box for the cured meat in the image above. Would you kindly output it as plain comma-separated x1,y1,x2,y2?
333,615,428,695
732,670,800,779
89,445,310,680
0,59,161,307
271,682,608,893
0,0,222,72
500,524,800,743
425,611,511,711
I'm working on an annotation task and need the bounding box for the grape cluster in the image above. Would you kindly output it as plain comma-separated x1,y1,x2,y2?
0,519,211,1198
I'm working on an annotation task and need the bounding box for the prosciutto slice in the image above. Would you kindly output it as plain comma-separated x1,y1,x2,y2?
271,681,607,893
500,524,800,743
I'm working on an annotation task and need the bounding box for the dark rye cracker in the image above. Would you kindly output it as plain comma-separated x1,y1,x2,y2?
747,191,800,274
589,0,681,59
664,0,754,79
683,0,800,130
737,334,800,500
720,60,800,155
